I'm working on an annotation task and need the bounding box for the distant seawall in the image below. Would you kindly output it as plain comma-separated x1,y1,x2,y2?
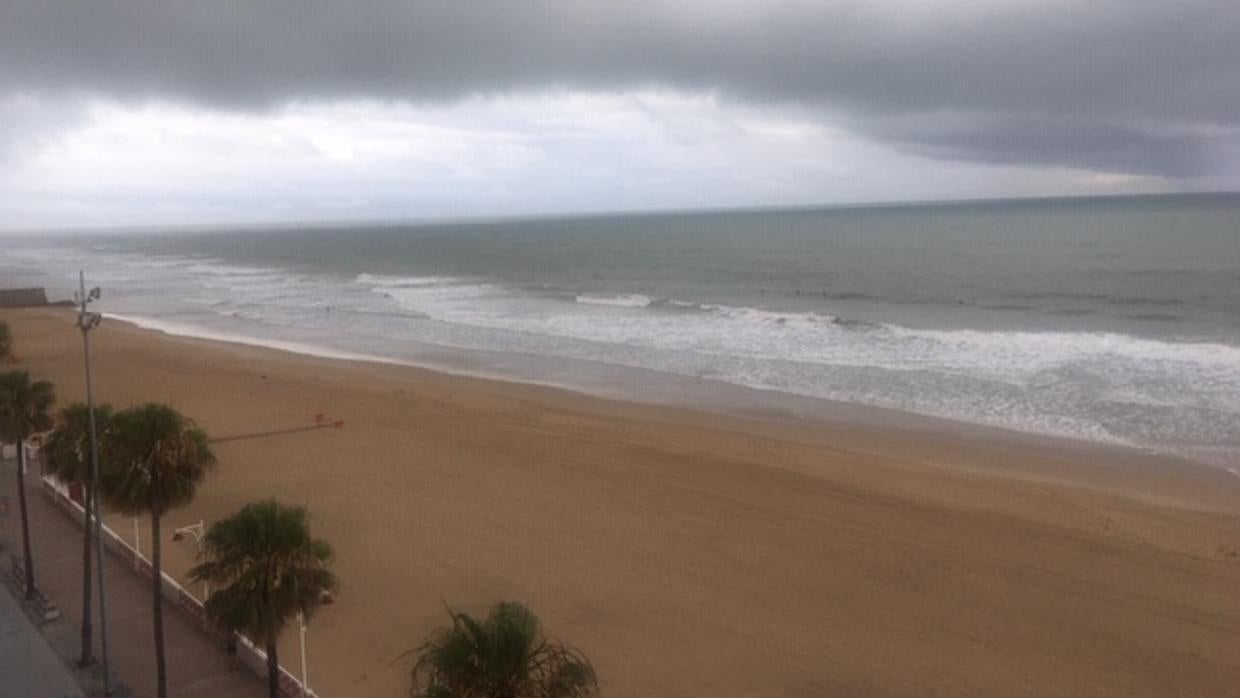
0,287,49,308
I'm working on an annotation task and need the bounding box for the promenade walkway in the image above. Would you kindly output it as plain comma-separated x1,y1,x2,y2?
0,456,266,698
0,580,84,698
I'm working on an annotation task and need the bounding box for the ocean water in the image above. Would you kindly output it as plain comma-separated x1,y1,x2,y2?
3,193,1239,470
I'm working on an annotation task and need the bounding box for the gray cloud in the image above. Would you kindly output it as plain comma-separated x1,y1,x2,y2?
0,95,90,164
2,0,1238,177
856,112,1235,177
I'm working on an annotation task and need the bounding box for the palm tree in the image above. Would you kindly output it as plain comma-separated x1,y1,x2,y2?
188,499,338,698
0,320,12,362
0,370,55,600
44,402,113,667
405,601,598,698
101,403,215,698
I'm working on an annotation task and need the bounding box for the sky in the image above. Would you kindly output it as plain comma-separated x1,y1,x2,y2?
1,0,1238,230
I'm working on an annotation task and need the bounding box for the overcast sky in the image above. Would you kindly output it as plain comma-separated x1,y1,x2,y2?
2,0,1237,230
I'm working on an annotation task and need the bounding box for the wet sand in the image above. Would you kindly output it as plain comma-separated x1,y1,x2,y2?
5,307,1240,697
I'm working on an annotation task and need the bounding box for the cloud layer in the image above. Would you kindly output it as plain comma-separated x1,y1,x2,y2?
3,0,1238,177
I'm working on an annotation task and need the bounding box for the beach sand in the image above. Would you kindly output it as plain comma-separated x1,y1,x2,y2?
5,307,1240,697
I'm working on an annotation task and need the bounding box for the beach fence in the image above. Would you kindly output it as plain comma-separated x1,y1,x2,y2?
39,473,320,698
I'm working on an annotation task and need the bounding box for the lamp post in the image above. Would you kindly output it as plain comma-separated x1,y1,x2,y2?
76,271,113,696
299,590,334,698
171,520,209,600
298,612,308,698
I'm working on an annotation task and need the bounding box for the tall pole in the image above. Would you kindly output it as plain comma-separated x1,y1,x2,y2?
299,612,309,698
79,271,113,696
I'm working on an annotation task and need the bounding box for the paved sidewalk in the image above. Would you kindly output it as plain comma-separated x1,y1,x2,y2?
0,457,266,698
0,580,85,698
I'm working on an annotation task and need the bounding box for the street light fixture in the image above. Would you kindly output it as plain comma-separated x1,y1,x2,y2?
170,520,204,544
171,520,209,600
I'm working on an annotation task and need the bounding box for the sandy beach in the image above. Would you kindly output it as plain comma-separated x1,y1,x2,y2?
5,306,1239,697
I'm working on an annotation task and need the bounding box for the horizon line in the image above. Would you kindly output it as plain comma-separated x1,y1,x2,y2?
3,189,1237,237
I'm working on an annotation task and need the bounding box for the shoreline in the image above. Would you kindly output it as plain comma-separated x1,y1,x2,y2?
106,310,1237,489
6,306,1240,697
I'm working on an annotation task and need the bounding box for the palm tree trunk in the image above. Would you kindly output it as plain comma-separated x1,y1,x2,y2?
266,633,280,698
79,479,94,666
15,441,36,600
152,513,168,698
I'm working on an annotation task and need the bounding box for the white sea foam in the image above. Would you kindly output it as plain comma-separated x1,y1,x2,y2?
364,276,1240,463
575,293,655,308
105,313,406,366
355,273,468,288
375,279,1240,382
8,241,1240,472
184,262,284,276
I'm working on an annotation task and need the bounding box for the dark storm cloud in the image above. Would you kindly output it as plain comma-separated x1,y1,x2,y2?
858,113,1230,178
2,0,1237,176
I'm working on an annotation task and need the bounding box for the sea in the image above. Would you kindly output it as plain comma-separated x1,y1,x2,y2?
2,193,1239,472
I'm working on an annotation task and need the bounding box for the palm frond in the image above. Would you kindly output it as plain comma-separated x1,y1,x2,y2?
0,371,57,443
407,602,598,698
43,403,113,485
0,321,11,362
100,403,215,517
190,499,338,645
